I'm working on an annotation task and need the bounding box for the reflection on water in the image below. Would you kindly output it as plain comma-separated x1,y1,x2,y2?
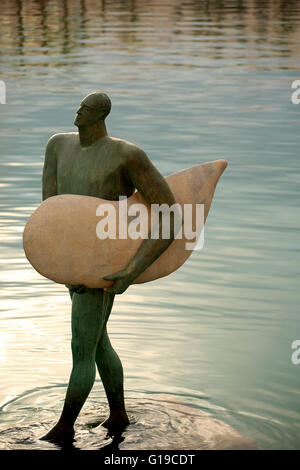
1,0,300,66
0,390,256,450
0,0,300,450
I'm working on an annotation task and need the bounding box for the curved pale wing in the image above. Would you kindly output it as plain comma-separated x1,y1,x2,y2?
23,160,227,288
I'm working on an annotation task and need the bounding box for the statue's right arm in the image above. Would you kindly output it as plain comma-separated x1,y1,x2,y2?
42,136,86,294
42,135,58,201
42,135,86,295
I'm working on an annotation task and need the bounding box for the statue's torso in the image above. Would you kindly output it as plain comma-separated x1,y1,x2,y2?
56,133,135,200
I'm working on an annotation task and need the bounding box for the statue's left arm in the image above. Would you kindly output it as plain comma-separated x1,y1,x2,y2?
103,147,182,294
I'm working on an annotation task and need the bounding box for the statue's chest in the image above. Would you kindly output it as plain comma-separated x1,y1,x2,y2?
57,144,122,196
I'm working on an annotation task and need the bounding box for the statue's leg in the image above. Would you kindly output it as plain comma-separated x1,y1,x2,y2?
95,290,129,433
41,287,106,443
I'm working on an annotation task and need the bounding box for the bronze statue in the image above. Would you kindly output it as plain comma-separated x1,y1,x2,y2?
40,92,180,443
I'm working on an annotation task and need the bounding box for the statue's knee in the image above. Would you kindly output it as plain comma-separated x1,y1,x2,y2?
71,339,81,360
71,338,96,362
95,341,105,357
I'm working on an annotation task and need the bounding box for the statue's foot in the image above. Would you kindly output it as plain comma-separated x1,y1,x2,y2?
40,421,75,444
101,409,130,435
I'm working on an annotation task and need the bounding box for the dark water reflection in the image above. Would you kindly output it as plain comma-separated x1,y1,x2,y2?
0,0,300,450
2,1,300,67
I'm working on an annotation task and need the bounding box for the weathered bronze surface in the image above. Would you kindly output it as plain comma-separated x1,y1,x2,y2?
40,92,181,443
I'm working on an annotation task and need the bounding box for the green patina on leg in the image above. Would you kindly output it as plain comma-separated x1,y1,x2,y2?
41,288,128,442
95,291,124,411
96,291,129,431
61,288,106,423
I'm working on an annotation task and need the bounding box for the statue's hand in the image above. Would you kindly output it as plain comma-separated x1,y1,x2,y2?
103,269,135,295
65,284,87,294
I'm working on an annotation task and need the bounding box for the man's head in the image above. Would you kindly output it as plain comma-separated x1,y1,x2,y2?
74,92,111,127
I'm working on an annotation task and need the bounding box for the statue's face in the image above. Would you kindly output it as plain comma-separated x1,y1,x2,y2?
74,97,100,127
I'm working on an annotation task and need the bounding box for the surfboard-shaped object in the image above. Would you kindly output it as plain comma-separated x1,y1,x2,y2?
23,160,227,288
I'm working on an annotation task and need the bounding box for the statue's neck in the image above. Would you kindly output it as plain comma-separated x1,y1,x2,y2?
78,121,108,147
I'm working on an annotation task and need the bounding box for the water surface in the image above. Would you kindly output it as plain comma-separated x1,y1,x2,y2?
0,0,300,450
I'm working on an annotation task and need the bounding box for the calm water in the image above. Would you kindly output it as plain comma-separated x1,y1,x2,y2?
0,0,300,450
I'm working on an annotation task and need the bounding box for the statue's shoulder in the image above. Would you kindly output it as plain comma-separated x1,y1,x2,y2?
109,137,146,160
46,132,78,149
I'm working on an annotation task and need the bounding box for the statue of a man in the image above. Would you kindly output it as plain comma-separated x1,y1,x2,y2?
40,92,180,443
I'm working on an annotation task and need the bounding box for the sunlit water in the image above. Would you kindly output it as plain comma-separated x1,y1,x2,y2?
0,0,300,450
